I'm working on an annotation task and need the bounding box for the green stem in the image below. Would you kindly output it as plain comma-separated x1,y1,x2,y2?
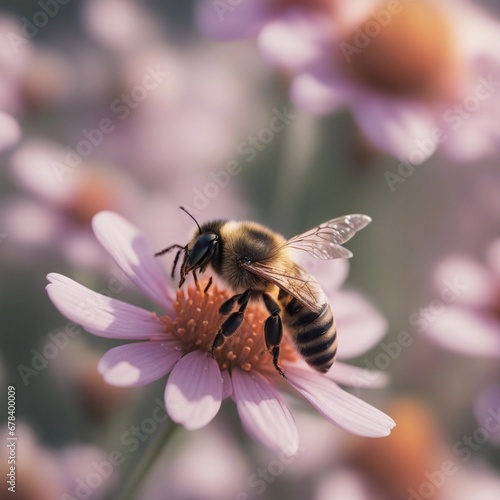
270,107,320,232
117,421,179,500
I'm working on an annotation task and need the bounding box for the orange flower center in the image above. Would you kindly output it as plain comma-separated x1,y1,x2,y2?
339,0,459,99
160,283,299,374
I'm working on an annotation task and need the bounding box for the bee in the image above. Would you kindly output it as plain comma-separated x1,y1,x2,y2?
155,207,371,377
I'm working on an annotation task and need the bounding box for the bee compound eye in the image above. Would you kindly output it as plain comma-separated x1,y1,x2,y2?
186,233,217,270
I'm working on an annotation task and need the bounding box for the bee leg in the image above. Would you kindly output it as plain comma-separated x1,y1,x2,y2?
262,293,286,379
203,277,213,294
171,248,183,278
211,290,252,354
154,244,186,281
193,269,200,290
178,249,190,288
154,243,184,257
218,289,252,315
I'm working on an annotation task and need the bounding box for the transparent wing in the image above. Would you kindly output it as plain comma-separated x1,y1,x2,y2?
285,214,371,260
240,260,326,314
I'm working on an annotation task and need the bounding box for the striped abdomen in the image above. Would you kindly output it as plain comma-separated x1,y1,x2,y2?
281,295,337,373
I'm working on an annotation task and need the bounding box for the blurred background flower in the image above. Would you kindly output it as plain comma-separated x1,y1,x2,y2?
1,0,500,498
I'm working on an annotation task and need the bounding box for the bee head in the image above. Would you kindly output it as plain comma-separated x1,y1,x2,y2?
184,231,219,274
154,207,223,288
176,207,223,287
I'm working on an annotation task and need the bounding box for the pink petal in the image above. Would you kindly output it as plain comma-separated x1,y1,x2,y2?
293,251,349,293
352,96,438,162
92,211,173,310
433,255,496,309
46,273,166,339
474,385,500,445
316,469,372,500
290,69,351,115
424,306,500,357
195,0,271,40
9,140,77,205
333,290,388,360
326,361,389,389
98,341,182,386
441,103,500,162
0,112,21,152
286,364,395,437
258,9,332,70
221,370,233,400
231,368,299,455
165,351,223,430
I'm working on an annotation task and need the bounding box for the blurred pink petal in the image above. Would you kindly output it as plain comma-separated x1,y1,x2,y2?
258,9,331,70
195,0,271,40
286,364,395,437
294,251,350,292
327,361,389,389
424,306,500,357
139,424,250,500
165,351,223,430
334,290,388,360
82,0,161,52
316,468,373,500
433,255,497,309
9,140,78,205
352,97,438,163
444,466,500,500
231,368,299,455
0,111,20,151
98,341,181,386
46,273,166,339
290,70,351,114
92,211,173,310
474,385,500,445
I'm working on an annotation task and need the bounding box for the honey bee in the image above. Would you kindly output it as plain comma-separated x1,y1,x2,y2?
155,207,371,377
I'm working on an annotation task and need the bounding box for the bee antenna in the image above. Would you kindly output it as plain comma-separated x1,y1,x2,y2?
179,206,202,233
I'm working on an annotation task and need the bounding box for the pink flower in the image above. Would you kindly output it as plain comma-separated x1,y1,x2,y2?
0,423,116,500
47,211,394,454
423,239,500,357
0,111,20,152
196,0,500,163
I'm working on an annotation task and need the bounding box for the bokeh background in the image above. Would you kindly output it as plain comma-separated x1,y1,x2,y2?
1,0,500,499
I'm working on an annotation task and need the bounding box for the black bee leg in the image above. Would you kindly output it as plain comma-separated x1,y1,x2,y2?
154,244,186,281
171,249,182,278
262,293,286,379
203,276,213,294
154,243,184,257
178,250,190,288
193,269,200,290
211,290,252,354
